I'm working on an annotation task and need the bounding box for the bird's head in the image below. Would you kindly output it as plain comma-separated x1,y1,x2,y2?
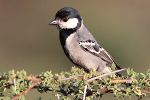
49,7,82,30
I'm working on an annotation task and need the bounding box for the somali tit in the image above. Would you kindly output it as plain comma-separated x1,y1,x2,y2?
49,7,122,76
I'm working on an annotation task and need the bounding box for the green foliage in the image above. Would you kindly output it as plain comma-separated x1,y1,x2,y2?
0,67,150,99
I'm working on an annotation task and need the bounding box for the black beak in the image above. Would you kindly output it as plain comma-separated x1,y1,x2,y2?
49,20,57,25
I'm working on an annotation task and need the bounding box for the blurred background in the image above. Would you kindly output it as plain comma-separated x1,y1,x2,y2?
0,0,150,99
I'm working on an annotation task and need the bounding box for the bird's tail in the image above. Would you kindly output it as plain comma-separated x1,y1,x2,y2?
115,64,122,77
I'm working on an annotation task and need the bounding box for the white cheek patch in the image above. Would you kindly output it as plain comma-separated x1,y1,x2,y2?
59,18,79,29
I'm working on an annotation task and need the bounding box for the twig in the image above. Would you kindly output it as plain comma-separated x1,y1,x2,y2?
98,89,126,95
87,68,126,82
110,79,134,83
13,79,17,94
83,85,87,100
61,76,83,81
12,77,41,100
57,94,60,100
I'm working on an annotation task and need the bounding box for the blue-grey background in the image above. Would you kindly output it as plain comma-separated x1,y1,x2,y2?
0,0,150,100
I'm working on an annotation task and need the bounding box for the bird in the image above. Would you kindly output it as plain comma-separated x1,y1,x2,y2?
49,7,122,76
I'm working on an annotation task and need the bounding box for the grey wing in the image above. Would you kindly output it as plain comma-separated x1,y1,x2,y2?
79,39,120,69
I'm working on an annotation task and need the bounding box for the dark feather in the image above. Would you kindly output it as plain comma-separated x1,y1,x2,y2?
79,40,118,67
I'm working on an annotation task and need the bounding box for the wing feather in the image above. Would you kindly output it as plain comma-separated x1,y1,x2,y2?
79,40,114,65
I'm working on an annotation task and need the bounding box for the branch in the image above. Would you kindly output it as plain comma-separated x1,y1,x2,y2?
0,67,150,100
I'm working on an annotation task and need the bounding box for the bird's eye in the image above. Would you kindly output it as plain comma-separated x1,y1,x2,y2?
62,18,68,22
